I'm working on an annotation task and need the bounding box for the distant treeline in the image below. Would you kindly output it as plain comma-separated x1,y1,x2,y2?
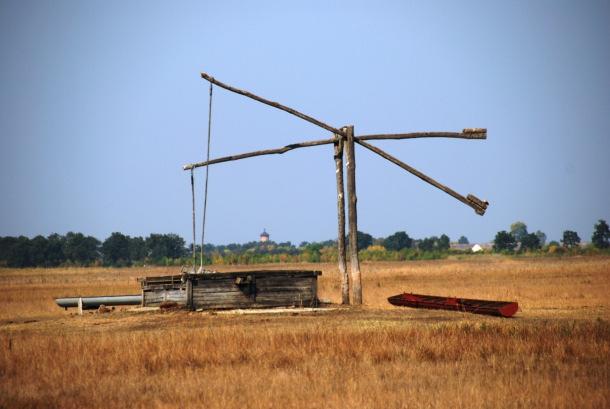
491,219,609,254
0,232,187,268
0,230,452,268
0,219,608,268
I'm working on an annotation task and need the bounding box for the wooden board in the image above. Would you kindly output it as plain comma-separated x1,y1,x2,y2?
143,288,187,306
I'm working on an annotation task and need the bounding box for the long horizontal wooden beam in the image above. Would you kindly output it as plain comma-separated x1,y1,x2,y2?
355,139,489,215
201,71,344,137
183,137,336,170
358,128,486,142
182,129,487,171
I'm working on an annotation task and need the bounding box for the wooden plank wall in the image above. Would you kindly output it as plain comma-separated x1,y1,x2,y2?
143,288,187,306
254,273,317,308
141,276,187,306
141,271,320,310
191,275,255,310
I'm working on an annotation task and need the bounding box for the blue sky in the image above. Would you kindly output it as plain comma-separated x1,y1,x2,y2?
1,1,609,245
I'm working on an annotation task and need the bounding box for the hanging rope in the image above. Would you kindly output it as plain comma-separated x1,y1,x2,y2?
200,82,213,269
190,168,196,270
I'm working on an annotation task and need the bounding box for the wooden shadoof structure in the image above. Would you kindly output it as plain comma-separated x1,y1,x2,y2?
183,72,489,306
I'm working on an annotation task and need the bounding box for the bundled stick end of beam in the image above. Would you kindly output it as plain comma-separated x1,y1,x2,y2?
467,194,489,216
462,128,487,139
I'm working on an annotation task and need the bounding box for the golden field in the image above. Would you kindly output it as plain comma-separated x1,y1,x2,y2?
1,256,609,408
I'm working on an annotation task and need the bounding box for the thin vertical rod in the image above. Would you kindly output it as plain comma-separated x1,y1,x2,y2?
190,168,196,269
334,134,349,305
345,125,362,305
200,83,213,268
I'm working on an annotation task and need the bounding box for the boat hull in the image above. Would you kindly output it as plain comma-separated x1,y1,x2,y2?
388,293,518,318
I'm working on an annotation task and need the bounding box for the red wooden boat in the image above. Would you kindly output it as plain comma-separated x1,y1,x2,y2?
388,292,518,318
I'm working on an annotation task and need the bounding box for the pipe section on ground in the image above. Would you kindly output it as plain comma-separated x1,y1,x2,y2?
55,295,142,310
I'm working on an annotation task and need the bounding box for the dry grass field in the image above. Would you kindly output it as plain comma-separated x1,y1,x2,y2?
1,256,609,408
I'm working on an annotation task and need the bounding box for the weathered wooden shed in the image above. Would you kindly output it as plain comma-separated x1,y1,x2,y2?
140,270,321,310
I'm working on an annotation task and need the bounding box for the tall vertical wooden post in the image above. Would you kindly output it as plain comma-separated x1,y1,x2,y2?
190,169,197,270
334,133,349,304
345,125,362,305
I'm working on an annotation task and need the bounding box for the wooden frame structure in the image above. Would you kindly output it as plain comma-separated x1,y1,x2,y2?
140,270,321,310
184,72,489,305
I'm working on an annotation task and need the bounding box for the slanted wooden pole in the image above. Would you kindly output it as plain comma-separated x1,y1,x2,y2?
334,133,349,305
355,139,489,215
201,72,345,137
183,137,335,170
345,125,362,305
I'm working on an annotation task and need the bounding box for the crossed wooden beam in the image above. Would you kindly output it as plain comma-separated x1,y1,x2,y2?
184,72,489,305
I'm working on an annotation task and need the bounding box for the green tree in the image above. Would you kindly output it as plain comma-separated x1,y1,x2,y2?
520,233,541,251
46,233,66,266
561,230,581,249
64,232,100,265
349,231,373,251
510,221,528,243
493,231,517,252
102,232,131,266
29,235,49,266
129,236,147,261
458,236,469,244
146,233,186,261
304,242,322,262
534,230,547,247
383,231,412,251
418,237,437,252
0,237,18,265
6,236,32,267
591,219,610,249
146,234,168,261
438,234,450,251
165,234,186,258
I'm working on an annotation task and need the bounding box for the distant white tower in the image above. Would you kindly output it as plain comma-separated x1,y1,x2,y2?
259,229,270,243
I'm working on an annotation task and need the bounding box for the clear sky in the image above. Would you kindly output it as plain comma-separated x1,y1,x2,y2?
1,1,609,245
